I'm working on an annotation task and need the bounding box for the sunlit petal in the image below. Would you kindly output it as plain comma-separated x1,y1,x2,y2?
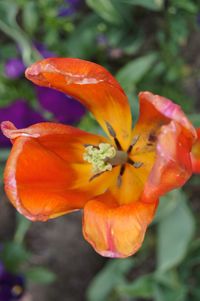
25,58,132,149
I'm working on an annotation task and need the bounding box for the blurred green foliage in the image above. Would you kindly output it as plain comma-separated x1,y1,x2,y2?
0,214,56,284
0,0,200,300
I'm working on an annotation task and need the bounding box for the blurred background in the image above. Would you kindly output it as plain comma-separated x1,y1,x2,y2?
0,0,200,300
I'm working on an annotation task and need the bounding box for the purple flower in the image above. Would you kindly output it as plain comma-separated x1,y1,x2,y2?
0,262,25,300
3,44,85,133
58,0,82,17
4,59,25,79
4,44,54,80
34,43,55,59
36,86,86,124
0,100,44,148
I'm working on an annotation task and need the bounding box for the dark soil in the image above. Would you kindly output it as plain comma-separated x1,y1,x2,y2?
0,189,106,301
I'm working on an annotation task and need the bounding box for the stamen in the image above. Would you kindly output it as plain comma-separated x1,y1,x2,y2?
127,158,135,165
114,137,122,150
106,122,116,138
89,171,106,182
117,165,126,188
127,135,140,153
117,175,122,187
127,158,143,168
120,164,126,176
133,162,143,168
105,121,122,150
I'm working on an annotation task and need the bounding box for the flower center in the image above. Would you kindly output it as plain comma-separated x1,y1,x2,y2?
83,143,117,174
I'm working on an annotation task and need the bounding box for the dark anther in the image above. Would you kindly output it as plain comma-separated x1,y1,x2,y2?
147,143,153,146
127,135,140,153
127,158,143,168
106,122,116,138
148,132,157,143
133,162,143,168
105,121,122,150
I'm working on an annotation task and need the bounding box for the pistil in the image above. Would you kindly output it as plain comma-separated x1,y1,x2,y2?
83,143,128,175
83,143,117,174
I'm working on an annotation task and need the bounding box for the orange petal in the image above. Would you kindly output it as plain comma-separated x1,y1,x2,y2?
2,121,117,221
129,92,196,201
143,121,193,200
25,58,132,150
83,191,158,258
191,128,200,173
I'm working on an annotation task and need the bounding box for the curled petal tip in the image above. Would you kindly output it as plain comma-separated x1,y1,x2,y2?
25,61,49,86
1,121,17,139
1,121,40,140
25,63,39,79
97,250,123,258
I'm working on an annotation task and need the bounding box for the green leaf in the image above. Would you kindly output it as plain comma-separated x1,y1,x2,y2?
171,0,198,13
116,52,158,92
66,15,99,58
0,242,31,272
78,113,102,135
154,189,183,223
117,274,154,298
25,267,56,284
188,114,200,128
154,284,166,301
122,35,144,55
0,148,10,162
22,1,39,34
14,213,32,244
155,269,181,289
86,0,124,24
87,258,134,301
0,0,40,64
119,0,163,11
154,283,187,301
157,197,195,272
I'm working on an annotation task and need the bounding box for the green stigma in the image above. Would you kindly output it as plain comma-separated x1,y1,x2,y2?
83,143,116,174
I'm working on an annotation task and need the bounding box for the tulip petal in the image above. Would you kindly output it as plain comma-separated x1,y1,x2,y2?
1,121,118,221
131,92,196,201
143,121,193,200
191,128,200,173
83,192,158,258
25,58,132,149
137,91,196,141
110,162,155,205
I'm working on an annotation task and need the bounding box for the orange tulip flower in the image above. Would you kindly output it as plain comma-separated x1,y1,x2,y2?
191,128,200,173
1,58,197,258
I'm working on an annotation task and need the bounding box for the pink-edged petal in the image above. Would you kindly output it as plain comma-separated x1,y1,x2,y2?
129,92,196,201
142,121,193,201
83,191,158,258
